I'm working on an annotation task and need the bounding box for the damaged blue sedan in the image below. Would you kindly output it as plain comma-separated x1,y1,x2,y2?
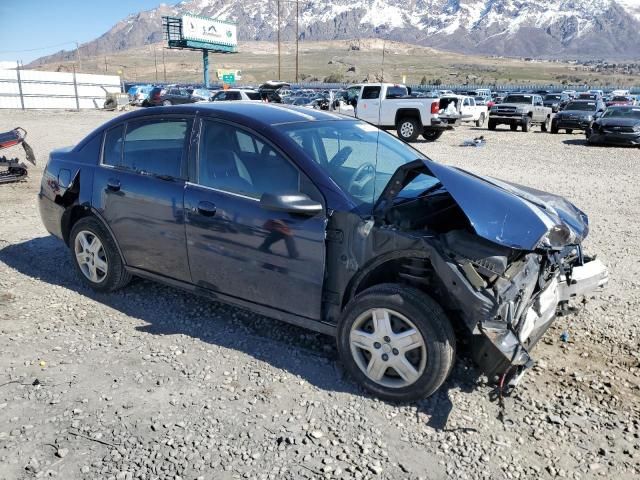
38,103,608,401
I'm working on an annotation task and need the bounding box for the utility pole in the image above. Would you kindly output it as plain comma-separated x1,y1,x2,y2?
295,0,299,83
75,41,81,71
277,0,281,80
162,47,167,82
154,47,158,81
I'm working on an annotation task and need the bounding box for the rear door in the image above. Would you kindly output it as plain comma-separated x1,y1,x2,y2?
93,115,193,282
356,86,382,124
183,119,326,320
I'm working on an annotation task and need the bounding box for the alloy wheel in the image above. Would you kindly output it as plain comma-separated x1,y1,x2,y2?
349,308,427,388
74,230,108,283
400,122,414,138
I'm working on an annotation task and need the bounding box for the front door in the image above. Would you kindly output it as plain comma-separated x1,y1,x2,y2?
184,119,326,320
93,116,193,282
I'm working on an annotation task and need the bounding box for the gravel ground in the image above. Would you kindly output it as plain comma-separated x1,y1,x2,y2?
0,109,638,480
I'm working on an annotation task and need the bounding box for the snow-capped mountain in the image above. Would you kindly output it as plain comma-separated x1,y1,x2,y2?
30,0,640,65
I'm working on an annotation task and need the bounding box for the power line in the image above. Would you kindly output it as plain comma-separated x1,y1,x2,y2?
0,41,77,54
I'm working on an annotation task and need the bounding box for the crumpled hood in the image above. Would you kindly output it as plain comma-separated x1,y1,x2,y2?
377,159,589,251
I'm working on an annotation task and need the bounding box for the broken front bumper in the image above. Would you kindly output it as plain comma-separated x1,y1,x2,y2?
473,257,608,381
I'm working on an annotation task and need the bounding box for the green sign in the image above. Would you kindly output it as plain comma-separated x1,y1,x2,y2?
222,73,235,84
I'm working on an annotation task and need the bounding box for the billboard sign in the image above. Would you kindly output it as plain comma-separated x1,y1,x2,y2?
181,15,237,48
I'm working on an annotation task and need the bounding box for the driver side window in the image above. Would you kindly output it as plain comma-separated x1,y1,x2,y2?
197,120,300,199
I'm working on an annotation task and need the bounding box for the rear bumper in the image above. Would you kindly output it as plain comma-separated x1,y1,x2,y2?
38,191,65,241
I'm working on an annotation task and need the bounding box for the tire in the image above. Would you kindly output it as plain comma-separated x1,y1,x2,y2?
162,100,172,106
551,122,559,134
510,123,518,131
541,116,550,132
69,217,131,292
422,129,443,142
475,114,485,128
488,119,497,131
337,283,456,402
103,98,117,111
397,117,420,142
521,116,531,132
566,129,573,134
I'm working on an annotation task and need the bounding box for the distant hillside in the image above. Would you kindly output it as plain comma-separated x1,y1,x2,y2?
28,0,640,68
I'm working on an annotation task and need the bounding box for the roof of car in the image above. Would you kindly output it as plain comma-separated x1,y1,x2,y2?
117,102,354,127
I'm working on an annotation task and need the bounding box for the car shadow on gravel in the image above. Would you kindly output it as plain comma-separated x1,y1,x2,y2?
1,235,484,429
562,138,589,146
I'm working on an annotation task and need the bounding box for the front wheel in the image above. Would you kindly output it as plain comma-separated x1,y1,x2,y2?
337,284,456,402
510,123,518,131
70,217,131,292
475,114,485,128
488,119,497,130
566,129,573,134
397,117,421,142
422,129,443,142
551,122,559,134
521,116,531,132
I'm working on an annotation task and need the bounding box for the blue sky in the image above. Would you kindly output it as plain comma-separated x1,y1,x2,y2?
0,0,166,63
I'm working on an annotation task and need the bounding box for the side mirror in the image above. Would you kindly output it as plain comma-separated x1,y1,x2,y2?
260,192,322,216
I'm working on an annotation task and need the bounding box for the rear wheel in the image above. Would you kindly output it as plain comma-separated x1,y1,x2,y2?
70,217,131,292
475,114,485,128
566,129,573,134
488,119,497,130
337,284,456,402
510,123,518,131
397,117,420,142
422,129,443,142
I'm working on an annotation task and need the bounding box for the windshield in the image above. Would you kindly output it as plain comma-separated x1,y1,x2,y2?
564,102,596,111
279,120,426,210
503,95,532,104
602,107,640,119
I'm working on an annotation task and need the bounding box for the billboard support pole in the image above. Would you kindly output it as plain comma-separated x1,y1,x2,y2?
203,50,209,88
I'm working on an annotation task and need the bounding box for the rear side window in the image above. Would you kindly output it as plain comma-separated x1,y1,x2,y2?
362,86,381,99
245,91,261,100
102,125,124,166
122,119,191,178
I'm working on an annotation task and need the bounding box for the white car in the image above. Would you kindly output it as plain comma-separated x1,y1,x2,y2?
438,95,488,127
211,89,261,101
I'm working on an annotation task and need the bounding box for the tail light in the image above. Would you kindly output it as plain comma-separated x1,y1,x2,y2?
431,100,440,115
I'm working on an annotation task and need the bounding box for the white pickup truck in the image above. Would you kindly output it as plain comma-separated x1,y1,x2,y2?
438,95,489,127
341,83,460,142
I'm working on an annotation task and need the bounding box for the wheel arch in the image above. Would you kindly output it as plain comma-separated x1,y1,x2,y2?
394,108,422,126
63,206,126,264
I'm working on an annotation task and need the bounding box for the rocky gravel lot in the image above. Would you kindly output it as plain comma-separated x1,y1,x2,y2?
0,109,638,480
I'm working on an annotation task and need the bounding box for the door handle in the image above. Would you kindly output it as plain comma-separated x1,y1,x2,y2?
196,201,217,217
106,178,121,191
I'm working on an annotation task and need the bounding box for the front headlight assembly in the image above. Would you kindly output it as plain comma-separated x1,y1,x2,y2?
540,224,575,249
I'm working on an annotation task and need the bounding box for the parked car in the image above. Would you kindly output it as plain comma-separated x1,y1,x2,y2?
127,85,153,106
543,93,569,113
577,92,601,101
605,96,634,107
188,88,213,102
551,100,605,134
211,89,261,101
344,83,459,142
488,94,552,132
38,103,607,401
146,87,198,106
586,105,640,147
440,95,488,127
